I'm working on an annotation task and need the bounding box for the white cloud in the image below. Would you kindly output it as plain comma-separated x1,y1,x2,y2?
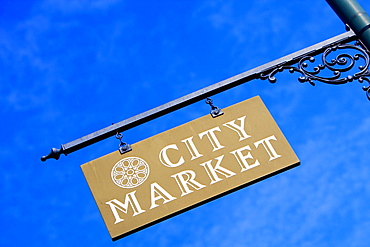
37,0,122,14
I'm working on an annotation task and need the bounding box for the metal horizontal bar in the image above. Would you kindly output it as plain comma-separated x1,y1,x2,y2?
42,30,356,161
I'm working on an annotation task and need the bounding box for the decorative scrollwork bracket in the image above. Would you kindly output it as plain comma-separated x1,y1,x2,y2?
42,31,369,161
260,40,370,100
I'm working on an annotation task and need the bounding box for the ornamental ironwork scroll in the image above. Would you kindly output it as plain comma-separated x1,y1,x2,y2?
260,40,370,100
42,31,369,161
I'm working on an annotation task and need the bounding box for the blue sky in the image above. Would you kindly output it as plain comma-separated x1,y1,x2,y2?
2,0,370,246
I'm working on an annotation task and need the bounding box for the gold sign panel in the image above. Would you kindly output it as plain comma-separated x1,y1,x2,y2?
81,96,300,240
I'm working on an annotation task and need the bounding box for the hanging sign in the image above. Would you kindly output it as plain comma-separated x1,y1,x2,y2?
81,96,300,240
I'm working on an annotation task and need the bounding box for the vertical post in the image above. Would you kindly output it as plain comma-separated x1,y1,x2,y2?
326,0,370,51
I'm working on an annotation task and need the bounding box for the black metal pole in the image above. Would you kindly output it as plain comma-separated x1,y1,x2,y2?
41,31,357,161
326,0,370,50
41,1,370,162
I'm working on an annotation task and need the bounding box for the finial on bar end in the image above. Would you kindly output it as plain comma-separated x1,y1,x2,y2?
41,147,64,162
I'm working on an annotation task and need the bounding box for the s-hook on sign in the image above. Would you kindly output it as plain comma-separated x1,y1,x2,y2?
81,96,300,240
